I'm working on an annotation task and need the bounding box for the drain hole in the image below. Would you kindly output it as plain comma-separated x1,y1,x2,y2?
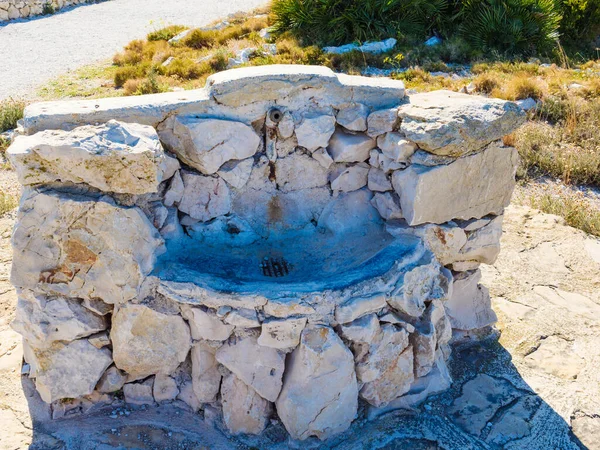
260,256,291,278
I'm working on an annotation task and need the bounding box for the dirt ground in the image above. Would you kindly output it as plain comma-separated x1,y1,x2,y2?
0,203,599,449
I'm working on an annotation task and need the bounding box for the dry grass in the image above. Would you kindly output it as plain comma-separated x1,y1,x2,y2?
0,191,17,216
0,99,25,133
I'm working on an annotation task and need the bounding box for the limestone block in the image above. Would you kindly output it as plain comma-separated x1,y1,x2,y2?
180,305,234,341
277,111,295,139
275,152,329,191
328,128,375,163
217,157,254,190
336,103,369,132
370,192,403,220
7,4,19,19
331,164,369,192
276,325,358,440
12,290,107,349
179,171,231,221
445,269,497,330
215,334,285,402
459,215,504,265
367,108,399,138
367,168,392,192
111,304,191,380
160,116,260,174
411,321,436,378
295,114,336,151
398,90,525,157
8,120,177,195
96,366,127,393
392,143,518,225
224,308,261,328
177,380,202,412
191,342,222,403
376,132,416,163
124,379,155,405
221,373,272,435
335,294,387,324
26,339,112,403
318,189,380,235
11,190,164,305
88,331,110,349
339,313,380,344
153,375,179,402
257,317,307,349
311,147,333,169
164,170,184,206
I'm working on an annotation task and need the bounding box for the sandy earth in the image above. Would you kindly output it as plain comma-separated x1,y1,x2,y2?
0,203,599,449
0,0,268,100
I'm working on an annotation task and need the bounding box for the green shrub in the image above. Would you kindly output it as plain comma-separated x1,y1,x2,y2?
271,0,448,46
184,29,217,49
559,0,600,48
147,25,187,42
0,192,17,216
0,99,25,133
42,2,56,15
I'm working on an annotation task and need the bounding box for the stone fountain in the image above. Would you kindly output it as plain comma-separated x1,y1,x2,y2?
7,65,525,440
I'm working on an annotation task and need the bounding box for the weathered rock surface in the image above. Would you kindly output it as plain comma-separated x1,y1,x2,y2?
371,192,403,220
111,304,191,380
215,334,285,402
153,375,179,402
446,269,496,331
217,158,254,190
331,164,369,192
8,120,178,194
275,152,329,191
367,108,399,138
179,171,232,221
336,103,369,131
158,116,260,174
336,294,387,324
11,190,163,305
398,90,525,157
96,366,127,393
276,325,358,440
392,143,518,225
221,373,272,435
367,168,392,192
180,305,234,341
295,114,336,151
25,339,112,403
257,317,307,349
377,132,416,163
123,379,155,405
191,342,222,403
328,128,375,162
12,291,107,348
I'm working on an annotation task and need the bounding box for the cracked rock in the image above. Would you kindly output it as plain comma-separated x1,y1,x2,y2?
221,373,272,435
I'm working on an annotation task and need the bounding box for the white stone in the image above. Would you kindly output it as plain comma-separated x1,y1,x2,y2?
336,103,369,131
258,317,307,349
276,325,358,440
153,375,179,402
311,147,333,169
8,120,177,195
369,149,381,168
376,132,417,162
111,304,191,380
318,189,380,235
164,170,184,206
124,379,154,405
459,215,504,264
217,157,254,190
324,38,396,55
339,313,380,344
295,115,336,151
224,308,261,328
367,168,392,192
445,269,497,330
370,192,403,220
88,331,110,349
180,305,234,341
177,380,201,412
215,334,285,402
516,97,537,111
411,321,436,378
191,342,222,403
328,129,375,162
331,164,369,192
392,143,518,225
379,153,406,173
11,190,164,305
221,373,272,435
398,90,526,157
179,171,231,221
159,116,260,174
96,365,127,393
277,111,295,139
335,294,387,324
275,152,329,191
26,339,112,403
367,108,399,138
12,290,107,349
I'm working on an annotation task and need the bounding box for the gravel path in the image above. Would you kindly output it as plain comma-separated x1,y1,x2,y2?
0,0,267,100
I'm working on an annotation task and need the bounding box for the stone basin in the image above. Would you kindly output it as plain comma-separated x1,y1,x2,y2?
7,65,525,442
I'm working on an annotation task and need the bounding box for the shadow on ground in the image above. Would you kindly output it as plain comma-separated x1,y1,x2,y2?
22,335,586,450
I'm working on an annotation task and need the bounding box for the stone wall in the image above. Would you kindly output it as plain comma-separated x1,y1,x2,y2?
0,0,95,21
7,65,525,441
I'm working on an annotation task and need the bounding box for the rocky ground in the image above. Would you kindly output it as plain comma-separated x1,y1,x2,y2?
0,203,598,449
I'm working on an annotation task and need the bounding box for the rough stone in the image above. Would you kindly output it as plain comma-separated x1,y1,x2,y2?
411,321,436,378
328,129,376,163
178,171,232,221
257,317,307,349
331,164,369,192
336,103,369,132
8,120,178,195
215,334,285,402
398,90,526,157
339,313,380,344
111,304,191,380
25,339,112,403
275,152,329,191
376,132,417,163
96,366,127,393
180,305,234,341
191,342,222,403
311,147,333,169
370,192,403,220
367,168,392,192
223,308,261,328
153,374,179,402
277,111,295,139
217,158,254,190
318,189,380,235
295,115,336,151
221,373,272,435
459,215,504,264
445,269,496,331
123,379,155,405
159,116,260,174
392,143,518,225
88,331,111,349
164,170,184,207
367,108,399,138
276,325,358,440
335,294,387,324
